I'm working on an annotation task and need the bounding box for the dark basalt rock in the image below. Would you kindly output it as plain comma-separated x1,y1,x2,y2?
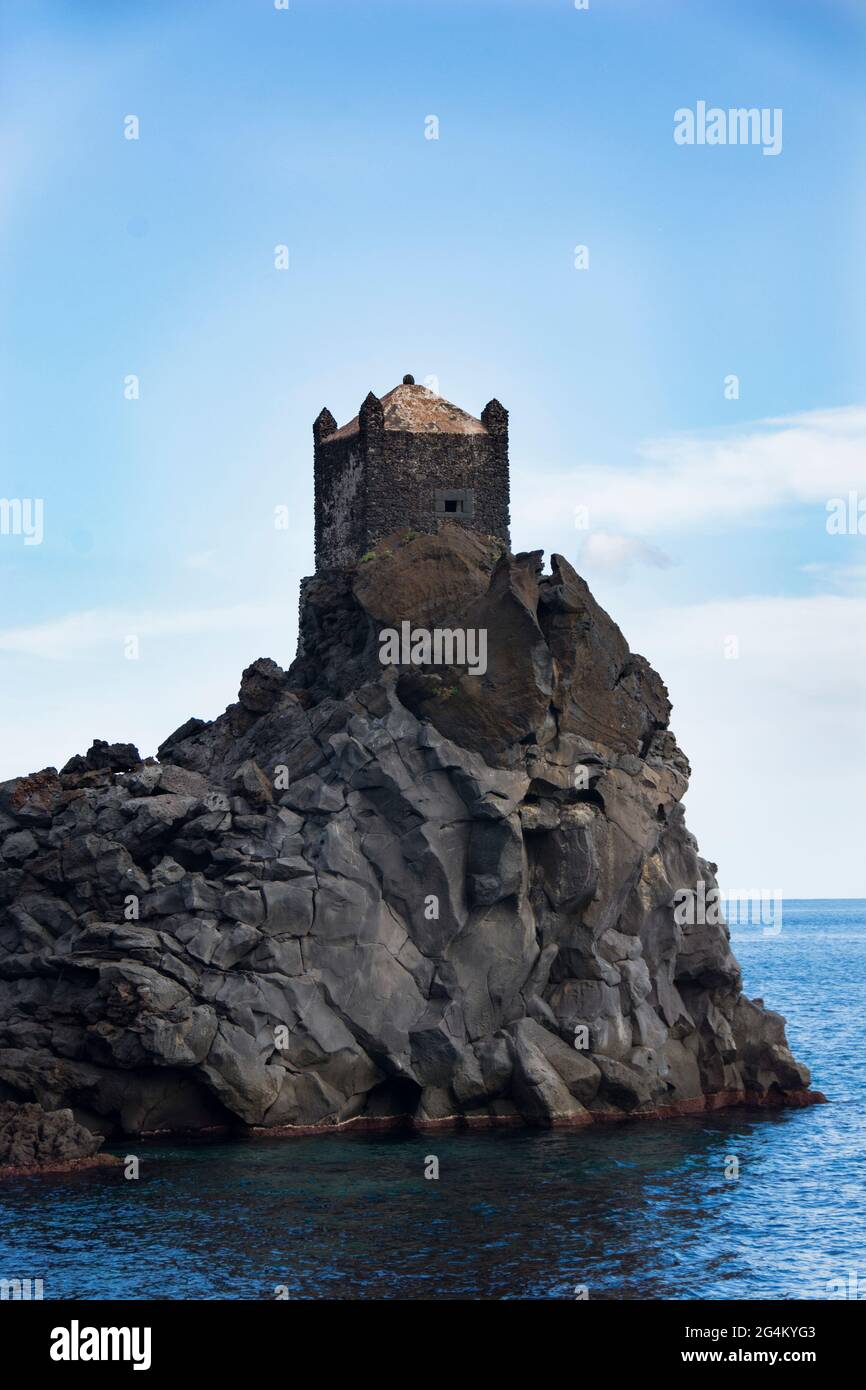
0,527,822,1142
0,1099,111,1175
61,740,143,775
238,658,287,715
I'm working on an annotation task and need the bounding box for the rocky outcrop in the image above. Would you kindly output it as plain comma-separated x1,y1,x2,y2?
0,1099,115,1177
0,525,822,1142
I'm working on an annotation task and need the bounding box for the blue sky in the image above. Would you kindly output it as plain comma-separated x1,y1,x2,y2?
1,0,864,895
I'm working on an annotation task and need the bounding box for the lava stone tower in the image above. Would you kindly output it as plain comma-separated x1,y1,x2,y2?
312,375,510,569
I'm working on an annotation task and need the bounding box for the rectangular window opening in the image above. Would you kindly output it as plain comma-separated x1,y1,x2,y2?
435,488,475,520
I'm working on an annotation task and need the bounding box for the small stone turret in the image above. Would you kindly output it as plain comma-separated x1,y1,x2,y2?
313,375,510,569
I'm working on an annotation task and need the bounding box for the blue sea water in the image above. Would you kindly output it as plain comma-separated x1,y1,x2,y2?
0,900,863,1301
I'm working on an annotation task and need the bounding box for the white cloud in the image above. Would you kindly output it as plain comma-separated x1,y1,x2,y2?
0,603,286,661
801,562,866,596
579,531,674,579
0,601,297,780
513,404,866,536
624,593,866,897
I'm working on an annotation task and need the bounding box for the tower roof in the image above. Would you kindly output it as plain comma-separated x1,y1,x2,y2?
323,378,488,442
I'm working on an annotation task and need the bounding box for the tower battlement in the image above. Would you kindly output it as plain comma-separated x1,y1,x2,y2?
313,375,510,569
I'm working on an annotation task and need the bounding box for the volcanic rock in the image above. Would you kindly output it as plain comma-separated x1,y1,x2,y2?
0,1099,113,1176
0,526,822,1140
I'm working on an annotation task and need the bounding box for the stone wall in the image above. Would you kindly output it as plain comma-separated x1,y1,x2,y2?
314,438,368,569
366,431,510,553
314,399,511,568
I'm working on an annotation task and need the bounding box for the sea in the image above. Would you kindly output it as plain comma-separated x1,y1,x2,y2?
1,900,863,1300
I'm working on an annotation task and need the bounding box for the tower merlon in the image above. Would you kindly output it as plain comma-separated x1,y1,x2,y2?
313,407,337,444
358,391,385,440
481,398,508,435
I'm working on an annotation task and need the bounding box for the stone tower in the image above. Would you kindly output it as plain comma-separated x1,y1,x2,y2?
313,375,510,569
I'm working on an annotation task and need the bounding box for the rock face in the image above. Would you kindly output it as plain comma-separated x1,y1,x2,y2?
0,526,821,1141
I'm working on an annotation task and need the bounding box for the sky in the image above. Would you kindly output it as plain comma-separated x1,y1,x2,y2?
1,0,864,896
